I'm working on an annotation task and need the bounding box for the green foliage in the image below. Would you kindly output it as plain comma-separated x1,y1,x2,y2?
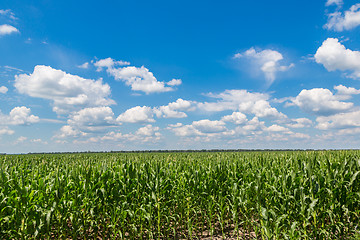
0,151,359,239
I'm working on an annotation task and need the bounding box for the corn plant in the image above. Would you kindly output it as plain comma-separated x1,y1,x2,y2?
0,150,359,239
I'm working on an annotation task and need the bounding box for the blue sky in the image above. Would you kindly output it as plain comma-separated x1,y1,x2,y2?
1,0,360,153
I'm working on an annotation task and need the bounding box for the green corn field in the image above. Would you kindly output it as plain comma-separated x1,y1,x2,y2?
0,151,359,239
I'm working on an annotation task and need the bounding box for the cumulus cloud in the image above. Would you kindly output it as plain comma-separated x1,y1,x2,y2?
14,136,27,144
0,106,39,125
169,124,201,137
334,84,360,97
77,62,89,69
95,57,177,94
101,125,161,143
9,107,39,125
55,125,87,139
116,106,155,123
290,132,311,139
198,89,286,119
167,79,182,86
192,119,227,133
234,48,294,85
166,115,310,145
315,38,360,79
31,138,47,144
54,107,119,140
337,127,360,136
325,4,360,31
154,98,195,118
221,112,247,124
14,65,115,114
55,98,196,141
285,118,312,128
67,107,117,130
325,0,343,7
0,127,14,136
0,86,8,94
266,124,290,132
107,66,173,94
241,117,266,132
0,24,19,36
316,110,360,130
288,88,354,116
232,118,310,140
168,119,227,137
136,124,161,136
93,57,130,71
116,99,194,124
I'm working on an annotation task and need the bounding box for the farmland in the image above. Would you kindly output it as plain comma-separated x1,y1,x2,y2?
0,151,359,239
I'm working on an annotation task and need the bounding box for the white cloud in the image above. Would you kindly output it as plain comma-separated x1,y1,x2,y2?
266,124,290,132
78,62,89,69
9,107,39,125
291,133,311,139
337,127,360,135
0,106,39,125
233,53,242,58
200,90,266,111
192,119,226,133
221,112,247,124
3,65,24,72
225,116,266,137
0,86,8,94
94,57,130,71
116,106,155,123
67,107,117,130
94,58,177,94
325,4,360,31
101,125,161,143
168,119,227,137
288,88,353,116
136,124,160,136
167,98,194,110
107,66,173,94
131,125,162,142
14,136,27,144
242,117,266,132
0,127,14,136
167,79,182,86
168,123,183,128
154,98,195,118
325,0,343,7
31,138,46,144
12,137,46,145
55,125,87,139
0,9,17,20
285,118,312,128
249,99,286,119
316,110,360,130
166,115,311,145
315,38,360,79
234,48,294,85
334,84,360,97
101,131,123,141
14,65,115,114
0,24,19,36
169,124,201,137
198,89,286,119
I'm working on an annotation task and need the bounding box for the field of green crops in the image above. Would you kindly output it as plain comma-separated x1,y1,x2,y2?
0,151,359,239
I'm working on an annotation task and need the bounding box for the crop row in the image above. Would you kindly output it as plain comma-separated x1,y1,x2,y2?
0,151,359,239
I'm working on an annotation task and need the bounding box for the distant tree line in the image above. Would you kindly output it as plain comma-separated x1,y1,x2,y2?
1,148,353,155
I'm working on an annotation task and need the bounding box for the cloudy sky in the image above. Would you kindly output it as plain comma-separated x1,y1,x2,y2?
1,0,360,153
